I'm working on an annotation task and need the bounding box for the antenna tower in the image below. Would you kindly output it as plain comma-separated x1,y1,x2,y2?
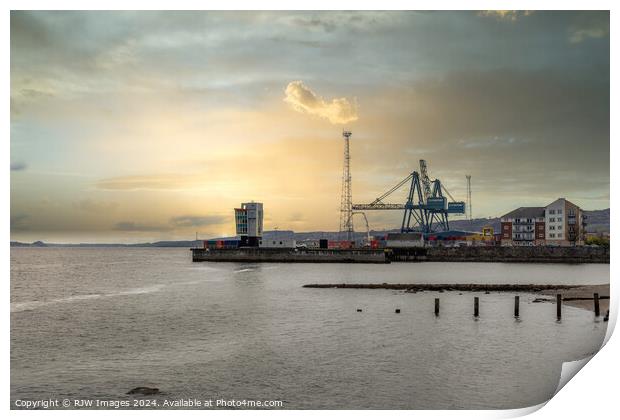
466,175,472,220
339,130,354,240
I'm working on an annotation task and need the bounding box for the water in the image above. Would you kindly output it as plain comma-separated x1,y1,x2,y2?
10,248,609,409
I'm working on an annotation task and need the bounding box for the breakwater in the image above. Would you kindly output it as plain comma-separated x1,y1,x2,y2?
191,247,388,263
389,246,609,263
302,283,582,292
191,245,609,264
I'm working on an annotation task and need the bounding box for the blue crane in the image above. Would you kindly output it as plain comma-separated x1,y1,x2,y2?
352,160,466,233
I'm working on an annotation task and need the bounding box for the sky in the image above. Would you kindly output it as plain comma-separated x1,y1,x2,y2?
10,10,610,243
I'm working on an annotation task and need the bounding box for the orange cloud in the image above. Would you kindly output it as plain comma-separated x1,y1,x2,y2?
284,81,358,125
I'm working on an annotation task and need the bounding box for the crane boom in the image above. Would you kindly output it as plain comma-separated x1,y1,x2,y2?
358,173,413,208
419,159,432,202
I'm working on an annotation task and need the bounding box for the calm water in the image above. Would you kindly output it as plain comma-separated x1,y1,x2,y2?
10,248,609,409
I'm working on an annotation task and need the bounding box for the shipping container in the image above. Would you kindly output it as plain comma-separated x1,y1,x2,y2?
327,240,340,249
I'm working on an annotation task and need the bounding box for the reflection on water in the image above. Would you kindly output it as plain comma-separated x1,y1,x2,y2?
11,248,609,409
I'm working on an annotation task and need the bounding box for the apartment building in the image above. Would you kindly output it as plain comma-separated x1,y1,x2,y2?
500,198,585,246
545,198,585,246
500,207,546,246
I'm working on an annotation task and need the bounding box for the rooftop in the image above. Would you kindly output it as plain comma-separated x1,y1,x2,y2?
501,207,545,219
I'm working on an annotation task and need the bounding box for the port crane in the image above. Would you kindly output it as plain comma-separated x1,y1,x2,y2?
352,160,466,233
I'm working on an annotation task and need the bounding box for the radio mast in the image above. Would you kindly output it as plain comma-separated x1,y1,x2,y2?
339,130,354,240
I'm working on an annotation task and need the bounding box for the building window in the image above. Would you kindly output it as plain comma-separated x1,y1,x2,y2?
504,225,509,231
550,226,555,230
550,233,555,238
549,209,555,214
527,218,532,223
557,225,562,230
557,209,562,214
549,218,555,222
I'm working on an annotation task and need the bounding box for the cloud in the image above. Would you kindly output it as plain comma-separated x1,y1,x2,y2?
284,81,358,125
11,161,27,171
568,22,609,44
73,199,119,213
287,212,306,223
478,11,533,21
170,215,228,227
11,213,30,230
95,174,202,191
569,27,608,44
113,221,172,232
113,216,227,233
567,12,609,44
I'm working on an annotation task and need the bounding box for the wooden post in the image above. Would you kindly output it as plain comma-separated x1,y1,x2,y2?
434,298,440,316
514,296,520,318
556,294,562,319
474,297,479,317
594,293,600,317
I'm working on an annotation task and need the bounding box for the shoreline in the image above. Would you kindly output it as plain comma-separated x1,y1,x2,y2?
538,284,610,313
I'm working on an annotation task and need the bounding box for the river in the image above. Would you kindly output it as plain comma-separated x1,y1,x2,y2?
10,247,609,409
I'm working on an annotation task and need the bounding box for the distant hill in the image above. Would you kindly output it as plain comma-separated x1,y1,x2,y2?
583,209,610,233
10,240,203,248
10,208,609,247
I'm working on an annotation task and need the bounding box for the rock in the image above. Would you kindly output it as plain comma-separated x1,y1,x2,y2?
127,387,160,395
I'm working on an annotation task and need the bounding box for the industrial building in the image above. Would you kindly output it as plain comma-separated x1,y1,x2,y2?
500,198,585,246
259,238,297,248
385,233,424,248
234,202,264,247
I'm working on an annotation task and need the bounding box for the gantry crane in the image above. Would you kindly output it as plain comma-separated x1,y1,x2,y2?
352,160,466,233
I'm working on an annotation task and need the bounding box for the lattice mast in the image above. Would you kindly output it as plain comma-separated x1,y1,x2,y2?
339,130,354,240
466,175,472,220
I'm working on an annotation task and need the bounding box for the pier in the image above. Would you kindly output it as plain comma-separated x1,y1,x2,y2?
192,247,388,263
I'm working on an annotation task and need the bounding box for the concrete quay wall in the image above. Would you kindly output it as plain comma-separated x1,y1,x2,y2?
392,246,609,263
191,247,388,263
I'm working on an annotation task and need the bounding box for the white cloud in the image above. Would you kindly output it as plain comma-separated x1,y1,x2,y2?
569,27,608,44
478,11,533,22
283,81,358,125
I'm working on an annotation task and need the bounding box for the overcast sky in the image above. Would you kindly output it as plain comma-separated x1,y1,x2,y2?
10,11,609,242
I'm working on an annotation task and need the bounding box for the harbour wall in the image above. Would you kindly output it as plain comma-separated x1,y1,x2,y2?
390,246,609,263
191,247,388,263
191,245,609,264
